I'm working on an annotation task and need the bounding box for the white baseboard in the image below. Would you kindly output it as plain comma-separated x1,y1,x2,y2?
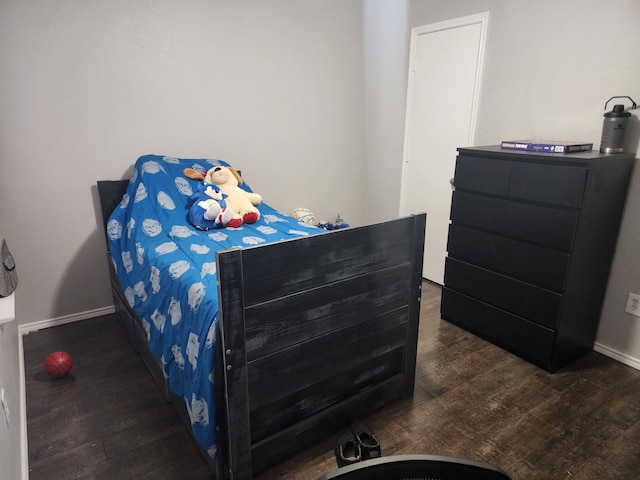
594,342,640,371
19,305,115,335
19,305,115,479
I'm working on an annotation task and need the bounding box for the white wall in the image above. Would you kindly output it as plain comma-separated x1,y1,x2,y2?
0,0,367,329
368,0,640,366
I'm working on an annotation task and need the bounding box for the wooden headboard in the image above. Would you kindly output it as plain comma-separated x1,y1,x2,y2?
96,180,129,245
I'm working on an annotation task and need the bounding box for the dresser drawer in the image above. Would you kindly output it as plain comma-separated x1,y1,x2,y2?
454,154,588,208
454,155,511,196
450,191,579,251
509,162,587,208
444,258,562,329
447,224,570,291
441,288,555,369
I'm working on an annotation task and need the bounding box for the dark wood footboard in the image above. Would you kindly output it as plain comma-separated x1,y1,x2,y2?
97,179,426,480
217,213,426,479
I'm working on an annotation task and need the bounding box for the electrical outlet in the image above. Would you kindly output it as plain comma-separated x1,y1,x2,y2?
625,293,640,317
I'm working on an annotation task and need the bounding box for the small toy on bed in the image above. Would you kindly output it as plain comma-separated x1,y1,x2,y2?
184,166,262,228
317,213,350,231
292,207,316,225
187,182,234,230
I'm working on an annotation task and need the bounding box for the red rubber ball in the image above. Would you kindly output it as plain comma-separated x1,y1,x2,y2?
44,351,73,379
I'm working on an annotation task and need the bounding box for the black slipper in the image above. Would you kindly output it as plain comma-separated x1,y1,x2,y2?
335,430,362,467
352,421,381,460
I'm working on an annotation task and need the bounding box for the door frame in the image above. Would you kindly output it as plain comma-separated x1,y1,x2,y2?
398,12,489,282
399,12,489,216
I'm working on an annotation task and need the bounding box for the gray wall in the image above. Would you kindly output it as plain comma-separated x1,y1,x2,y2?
363,0,410,221
0,2,366,475
0,0,367,327
362,0,640,368
370,0,640,365
1,0,639,475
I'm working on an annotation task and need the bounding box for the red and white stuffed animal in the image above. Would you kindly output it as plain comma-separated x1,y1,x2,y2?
184,165,262,228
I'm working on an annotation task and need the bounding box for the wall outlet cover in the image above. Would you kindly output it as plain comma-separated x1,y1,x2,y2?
625,292,640,317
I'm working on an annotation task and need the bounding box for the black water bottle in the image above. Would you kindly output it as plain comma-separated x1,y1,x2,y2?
600,96,636,153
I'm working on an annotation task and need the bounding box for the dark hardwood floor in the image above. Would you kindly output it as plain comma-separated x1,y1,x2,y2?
24,314,213,479
25,281,640,479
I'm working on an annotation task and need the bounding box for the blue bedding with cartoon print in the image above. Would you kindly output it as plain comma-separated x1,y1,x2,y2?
106,154,321,457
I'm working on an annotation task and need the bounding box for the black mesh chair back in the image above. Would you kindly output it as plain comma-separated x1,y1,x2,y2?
319,454,512,480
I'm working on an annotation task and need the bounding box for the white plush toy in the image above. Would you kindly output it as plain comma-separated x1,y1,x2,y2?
184,165,262,228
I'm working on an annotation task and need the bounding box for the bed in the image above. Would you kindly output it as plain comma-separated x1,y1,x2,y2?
97,154,426,479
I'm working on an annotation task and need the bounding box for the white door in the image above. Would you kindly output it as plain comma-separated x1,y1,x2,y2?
400,13,488,284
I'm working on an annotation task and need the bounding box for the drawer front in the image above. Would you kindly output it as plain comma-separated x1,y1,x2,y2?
444,257,562,329
509,162,587,208
454,154,588,208
447,224,570,291
454,155,511,196
441,288,555,368
450,191,579,251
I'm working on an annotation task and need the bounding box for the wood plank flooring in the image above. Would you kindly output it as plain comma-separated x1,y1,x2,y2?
24,314,212,479
24,281,640,479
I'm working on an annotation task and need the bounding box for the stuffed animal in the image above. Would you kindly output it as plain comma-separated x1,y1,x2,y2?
184,166,262,228
187,182,234,230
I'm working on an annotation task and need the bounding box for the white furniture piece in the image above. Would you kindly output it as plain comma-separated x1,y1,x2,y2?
0,293,15,324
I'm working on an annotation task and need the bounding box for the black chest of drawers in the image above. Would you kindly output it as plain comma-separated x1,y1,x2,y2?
441,145,634,372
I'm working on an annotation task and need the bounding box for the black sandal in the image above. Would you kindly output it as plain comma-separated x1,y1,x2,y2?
335,430,362,467
352,421,381,460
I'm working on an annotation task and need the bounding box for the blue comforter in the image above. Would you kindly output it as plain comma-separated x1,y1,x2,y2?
106,155,321,456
